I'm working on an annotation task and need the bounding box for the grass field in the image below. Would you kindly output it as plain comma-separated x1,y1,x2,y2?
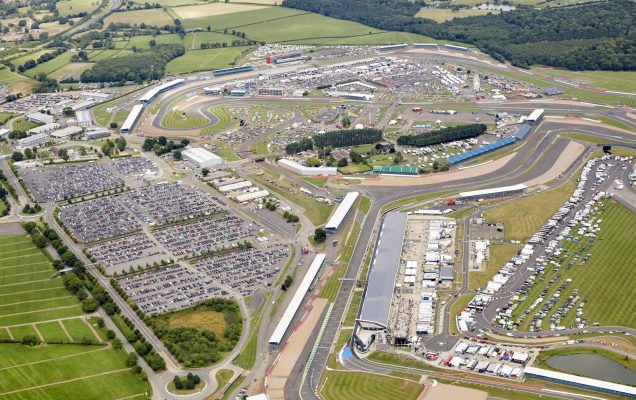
23,52,75,78
416,8,498,21
357,196,371,214
0,343,147,400
10,50,56,68
56,0,101,16
484,182,576,241
448,293,474,335
165,47,249,74
164,309,228,343
531,67,636,93
320,371,423,400
11,117,41,132
469,243,521,290
172,2,267,19
0,67,27,85
513,200,636,330
233,304,263,370
212,140,240,161
104,9,174,26
161,110,209,129
201,105,238,135
212,369,234,397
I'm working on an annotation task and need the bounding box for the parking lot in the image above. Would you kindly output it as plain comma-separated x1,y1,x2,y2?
21,163,124,202
119,182,224,225
118,264,226,315
154,215,258,258
195,245,288,296
88,234,167,270
110,156,159,181
59,196,141,242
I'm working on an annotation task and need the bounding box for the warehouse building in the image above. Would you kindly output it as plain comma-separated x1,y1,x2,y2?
50,126,83,139
120,104,144,134
17,133,50,149
325,191,359,233
269,254,326,346
26,112,54,124
278,158,337,176
524,367,636,398
355,212,407,351
84,128,110,140
28,123,61,135
182,147,223,169
458,184,526,201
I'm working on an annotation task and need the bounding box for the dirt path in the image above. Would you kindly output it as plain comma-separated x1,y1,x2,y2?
59,320,74,342
0,261,50,271
1,270,52,279
0,295,74,308
0,304,78,318
83,318,103,343
32,323,45,342
0,278,52,288
5,327,14,340
0,368,131,396
523,140,586,187
0,286,63,297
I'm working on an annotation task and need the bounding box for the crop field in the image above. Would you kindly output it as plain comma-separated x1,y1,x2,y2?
512,200,636,330
166,47,249,74
23,52,75,78
104,9,174,26
320,371,423,400
0,343,147,400
531,67,636,93
161,110,209,129
484,182,576,241
56,0,101,16
416,8,498,21
172,2,267,19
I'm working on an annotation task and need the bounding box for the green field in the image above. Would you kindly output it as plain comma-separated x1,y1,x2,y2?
166,47,250,74
23,52,75,78
11,117,42,132
0,67,27,85
10,50,56,68
181,6,451,45
201,105,240,135
104,8,174,26
320,371,423,400
161,110,209,129
469,243,521,290
0,343,148,400
56,0,101,16
531,67,636,93
484,182,576,241
513,200,636,330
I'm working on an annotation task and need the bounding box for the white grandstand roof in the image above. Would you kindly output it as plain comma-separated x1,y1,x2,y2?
121,104,144,132
524,367,636,396
527,109,544,121
140,79,184,102
269,254,326,345
459,184,526,198
325,192,359,231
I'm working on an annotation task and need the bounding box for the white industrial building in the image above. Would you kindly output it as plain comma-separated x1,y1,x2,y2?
235,190,269,203
278,158,337,176
28,123,61,135
325,192,359,232
181,147,223,169
26,112,54,124
218,180,253,193
0,128,10,139
121,104,144,134
84,127,110,140
459,184,526,201
50,126,83,139
17,133,50,149
269,254,326,346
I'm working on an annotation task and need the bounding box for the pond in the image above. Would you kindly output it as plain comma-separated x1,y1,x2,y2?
545,353,636,386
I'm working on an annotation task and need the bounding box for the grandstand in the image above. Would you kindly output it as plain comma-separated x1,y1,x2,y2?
213,66,253,77
373,165,419,175
447,123,534,164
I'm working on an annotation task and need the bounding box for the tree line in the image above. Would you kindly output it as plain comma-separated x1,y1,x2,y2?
397,124,486,147
282,0,635,71
286,129,383,154
80,44,185,83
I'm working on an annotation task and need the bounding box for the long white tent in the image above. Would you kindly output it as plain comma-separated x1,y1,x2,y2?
268,253,326,345
325,192,360,232
121,104,144,133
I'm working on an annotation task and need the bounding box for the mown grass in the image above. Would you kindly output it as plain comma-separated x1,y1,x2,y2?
320,370,423,400
484,182,576,241
469,243,521,290
161,110,209,129
165,47,250,74
357,196,371,214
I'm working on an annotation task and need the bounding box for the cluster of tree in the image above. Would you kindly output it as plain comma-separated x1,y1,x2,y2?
397,124,486,147
281,275,293,291
22,203,42,215
32,73,60,93
264,199,277,211
11,146,40,161
313,227,327,243
80,44,185,83
313,128,383,149
173,374,201,391
24,222,86,275
5,92,23,102
142,136,190,156
282,0,636,71
149,299,242,368
17,48,66,72
0,186,9,217
101,137,127,156
282,210,299,223
285,137,313,155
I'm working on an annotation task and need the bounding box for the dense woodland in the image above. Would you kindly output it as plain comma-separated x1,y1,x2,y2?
397,124,486,147
80,44,185,83
313,128,383,149
282,0,635,70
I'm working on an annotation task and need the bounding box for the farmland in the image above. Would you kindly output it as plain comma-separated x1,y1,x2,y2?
56,0,101,16
166,47,250,74
0,232,148,399
104,9,174,26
